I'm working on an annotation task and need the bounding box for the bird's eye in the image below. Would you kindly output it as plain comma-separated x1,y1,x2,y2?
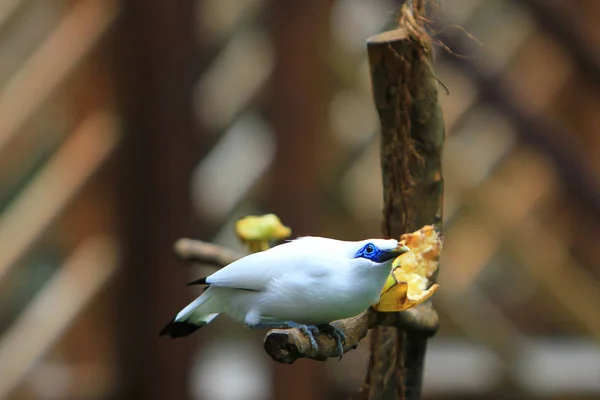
365,244,375,254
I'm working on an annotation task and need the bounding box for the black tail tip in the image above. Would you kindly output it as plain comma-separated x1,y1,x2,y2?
160,320,201,339
186,277,207,286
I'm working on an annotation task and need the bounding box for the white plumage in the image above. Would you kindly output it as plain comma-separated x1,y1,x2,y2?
161,236,407,349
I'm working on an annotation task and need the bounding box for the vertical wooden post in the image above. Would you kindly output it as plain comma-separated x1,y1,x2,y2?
364,24,444,400
115,1,197,399
266,0,335,399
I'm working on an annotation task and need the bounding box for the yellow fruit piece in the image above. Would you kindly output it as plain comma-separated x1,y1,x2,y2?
380,273,398,295
373,225,441,312
235,213,292,252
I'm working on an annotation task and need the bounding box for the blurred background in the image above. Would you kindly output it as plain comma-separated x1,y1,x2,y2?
0,0,599,399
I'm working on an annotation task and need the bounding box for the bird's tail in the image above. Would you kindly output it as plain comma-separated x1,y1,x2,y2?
160,287,220,339
160,313,219,338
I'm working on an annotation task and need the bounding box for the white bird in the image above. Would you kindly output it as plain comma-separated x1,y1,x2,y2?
160,236,409,356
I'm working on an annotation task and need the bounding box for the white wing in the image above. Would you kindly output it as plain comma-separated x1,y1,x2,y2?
205,240,337,291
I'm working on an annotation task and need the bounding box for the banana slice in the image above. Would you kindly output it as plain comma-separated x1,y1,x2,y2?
374,225,441,312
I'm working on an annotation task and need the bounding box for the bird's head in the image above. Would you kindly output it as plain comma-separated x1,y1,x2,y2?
352,239,410,265
289,236,409,266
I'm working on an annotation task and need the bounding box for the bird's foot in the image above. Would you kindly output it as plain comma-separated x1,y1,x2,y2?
317,323,347,360
286,321,320,351
251,321,320,351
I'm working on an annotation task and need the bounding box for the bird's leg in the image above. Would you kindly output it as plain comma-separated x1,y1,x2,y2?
317,323,347,360
250,321,320,351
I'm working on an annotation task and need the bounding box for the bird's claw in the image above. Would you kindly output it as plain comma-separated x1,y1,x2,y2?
317,323,347,360
308,325,321,337
285,321,319,351
289,322,347,359
298,325,319,351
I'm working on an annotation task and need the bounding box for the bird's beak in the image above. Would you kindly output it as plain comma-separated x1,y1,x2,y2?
393,244,410,256
378,244,410,263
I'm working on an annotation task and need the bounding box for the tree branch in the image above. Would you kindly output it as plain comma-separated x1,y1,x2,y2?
264,312,370,363
264,304,439,364
173,238,244,267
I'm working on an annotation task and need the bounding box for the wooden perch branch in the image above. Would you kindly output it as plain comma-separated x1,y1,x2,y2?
264,304,440,363
174,238,244,267
264,312,370,363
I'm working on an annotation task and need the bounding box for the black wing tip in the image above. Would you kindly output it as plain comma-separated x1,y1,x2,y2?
186,277,208,286
160,320,202,338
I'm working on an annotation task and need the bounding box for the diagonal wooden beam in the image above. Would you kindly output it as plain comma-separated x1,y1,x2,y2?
0,112,120,284
518,0,600,87
435,28,600,220
0,0,118,156
0,0,25,32
0,237,120,399
475,153,600,338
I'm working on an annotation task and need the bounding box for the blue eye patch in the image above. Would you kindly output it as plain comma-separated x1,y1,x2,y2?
354,243,397,263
